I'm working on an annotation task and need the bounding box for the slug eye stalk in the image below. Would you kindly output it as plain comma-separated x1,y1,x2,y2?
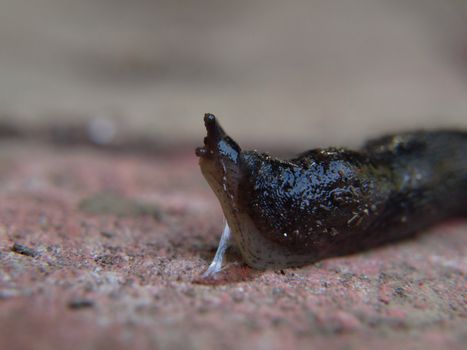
195,113,239,159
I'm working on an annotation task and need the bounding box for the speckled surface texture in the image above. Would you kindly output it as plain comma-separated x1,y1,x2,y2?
0,142,465,350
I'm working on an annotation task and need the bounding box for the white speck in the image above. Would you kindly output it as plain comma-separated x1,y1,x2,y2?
330,228,339,236
87,117,116,145
347,212,359,225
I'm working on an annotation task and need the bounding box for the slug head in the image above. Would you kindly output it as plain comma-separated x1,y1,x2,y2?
195,114,242,205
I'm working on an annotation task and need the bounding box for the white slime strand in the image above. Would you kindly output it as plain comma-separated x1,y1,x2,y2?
203,222,231,277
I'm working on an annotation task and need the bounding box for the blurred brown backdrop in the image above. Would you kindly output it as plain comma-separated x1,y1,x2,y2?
0,0,466,148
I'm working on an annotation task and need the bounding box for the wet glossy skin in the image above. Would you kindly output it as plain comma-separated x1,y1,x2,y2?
196,114,467,269
238,149,390,257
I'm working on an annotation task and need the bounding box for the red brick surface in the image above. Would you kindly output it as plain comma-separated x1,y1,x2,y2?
0,142,465,350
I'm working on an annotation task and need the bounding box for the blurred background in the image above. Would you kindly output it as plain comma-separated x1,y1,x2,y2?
0,0,466,149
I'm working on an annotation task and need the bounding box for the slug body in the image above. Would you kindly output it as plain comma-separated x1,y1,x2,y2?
196,114,467,270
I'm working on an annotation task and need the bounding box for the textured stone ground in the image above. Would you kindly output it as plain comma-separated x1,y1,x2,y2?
0,141,465,350
0,1,466,348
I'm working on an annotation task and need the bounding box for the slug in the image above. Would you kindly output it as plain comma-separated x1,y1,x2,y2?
195,113,467,275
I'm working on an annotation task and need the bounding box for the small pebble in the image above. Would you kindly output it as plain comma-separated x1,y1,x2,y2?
11,243,38,257
68,298,95,310
100,231,115,238
272,287,285,297
0,289,19,300
231,288,245,303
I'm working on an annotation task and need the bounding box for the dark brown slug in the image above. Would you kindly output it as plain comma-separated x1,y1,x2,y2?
196,113,467,274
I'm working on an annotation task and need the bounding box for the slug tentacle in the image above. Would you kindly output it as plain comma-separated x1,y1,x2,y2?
196,114,467,271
